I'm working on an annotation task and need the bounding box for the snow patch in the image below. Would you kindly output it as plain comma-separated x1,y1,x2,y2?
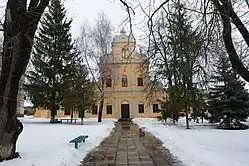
133,118,249,166
1,117,116,166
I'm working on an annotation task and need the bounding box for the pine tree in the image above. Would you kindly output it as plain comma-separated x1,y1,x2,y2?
26,0,75,122
208,54,249,129
160,0,203,128
63,58,95,125
159,86,183,124
190,89,205,123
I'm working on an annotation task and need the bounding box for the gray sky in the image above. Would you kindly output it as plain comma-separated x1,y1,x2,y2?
0,0,164,45
65,0,146,41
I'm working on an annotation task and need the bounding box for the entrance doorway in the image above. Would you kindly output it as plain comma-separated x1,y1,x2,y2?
121,104,130,119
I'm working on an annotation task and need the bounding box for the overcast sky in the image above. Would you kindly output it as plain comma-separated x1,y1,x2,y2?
64,0,148,41
0,0,164,45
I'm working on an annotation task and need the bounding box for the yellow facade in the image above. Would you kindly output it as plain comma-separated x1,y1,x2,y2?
86,29,165,119
34,29,165,119
34,107,79,118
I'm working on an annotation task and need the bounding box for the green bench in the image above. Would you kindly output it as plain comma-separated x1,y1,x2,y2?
69,135,88,149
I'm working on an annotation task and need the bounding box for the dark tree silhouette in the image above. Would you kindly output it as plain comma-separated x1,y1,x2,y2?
0,0,49,161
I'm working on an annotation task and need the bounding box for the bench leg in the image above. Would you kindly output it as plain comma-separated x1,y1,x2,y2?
74,142,78,149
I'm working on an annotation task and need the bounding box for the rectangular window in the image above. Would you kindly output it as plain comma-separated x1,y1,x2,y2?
153,104,159,113
106,105,112,114
138,104,144,113
106,78,112,87
92,105,98,115
122,78,128,87
137,77,143,86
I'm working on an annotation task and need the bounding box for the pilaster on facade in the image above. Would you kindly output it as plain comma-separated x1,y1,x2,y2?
146,97,151,118
131,63,137,118
113,63,118,118
114,97,118,118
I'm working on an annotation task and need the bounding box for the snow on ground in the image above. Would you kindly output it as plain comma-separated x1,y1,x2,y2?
1,116,116,166
133,118,249,166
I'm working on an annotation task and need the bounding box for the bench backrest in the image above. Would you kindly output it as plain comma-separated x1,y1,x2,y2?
70,135,88,143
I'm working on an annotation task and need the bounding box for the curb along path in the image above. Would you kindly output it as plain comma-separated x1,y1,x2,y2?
81,121,183,166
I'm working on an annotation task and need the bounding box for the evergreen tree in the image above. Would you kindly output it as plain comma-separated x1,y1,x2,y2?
26,0,75,122
158,0,203,128
159,86,183,124
190,89,205,123
208,54,249,129
63,58,96,125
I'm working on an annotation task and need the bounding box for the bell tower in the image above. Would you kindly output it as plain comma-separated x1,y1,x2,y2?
111,28,135,60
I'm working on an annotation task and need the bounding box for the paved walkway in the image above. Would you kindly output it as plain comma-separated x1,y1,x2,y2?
81,121,183,166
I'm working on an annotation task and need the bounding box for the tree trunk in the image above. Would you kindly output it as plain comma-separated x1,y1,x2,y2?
79,107,84,125
50,100,57,123
0,118,23,161
185,112,190,129
0,0,49,160
201,109,204,123
185,106,190,129
172,112,176,124
80,96,85,125
70,109,74,124
211,0,249,83
98,93,104,122
81,118,83,125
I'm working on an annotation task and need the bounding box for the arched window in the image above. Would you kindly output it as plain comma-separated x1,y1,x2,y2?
122,75,128,87
106,75,112,87
121,48,126,58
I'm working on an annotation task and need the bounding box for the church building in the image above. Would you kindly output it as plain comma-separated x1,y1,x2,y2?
86,29,165,119
34,29,165,119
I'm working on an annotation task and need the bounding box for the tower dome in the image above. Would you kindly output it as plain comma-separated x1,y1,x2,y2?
112,28,135,45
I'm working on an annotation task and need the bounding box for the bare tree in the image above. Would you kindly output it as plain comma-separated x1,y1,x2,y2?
0,0,49,161
128,0,249,83
141,1,208,128
78,12,112,122
210,0,249,82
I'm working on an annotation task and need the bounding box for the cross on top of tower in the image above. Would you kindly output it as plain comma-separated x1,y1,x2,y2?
120,27,126,34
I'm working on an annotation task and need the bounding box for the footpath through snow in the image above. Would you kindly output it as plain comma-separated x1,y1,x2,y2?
133,118,249,166
0,116,116,166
